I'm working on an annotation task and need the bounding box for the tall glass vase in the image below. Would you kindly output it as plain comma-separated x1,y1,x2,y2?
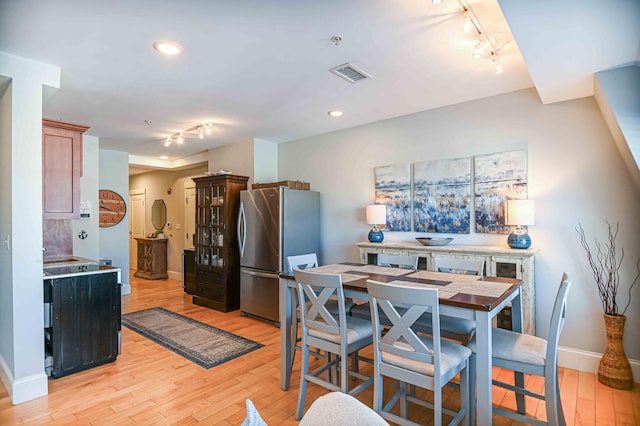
598,314,634,390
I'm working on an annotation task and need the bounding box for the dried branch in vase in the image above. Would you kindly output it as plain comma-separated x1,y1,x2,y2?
576,221,640,316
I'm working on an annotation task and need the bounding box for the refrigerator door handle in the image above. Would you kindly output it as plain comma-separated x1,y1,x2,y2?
238,202,246,257
242,269,278,279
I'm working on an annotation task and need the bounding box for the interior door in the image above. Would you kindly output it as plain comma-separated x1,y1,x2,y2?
184,182,196,249
129,190,145,271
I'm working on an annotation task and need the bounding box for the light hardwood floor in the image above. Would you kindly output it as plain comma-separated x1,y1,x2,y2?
1,273,638,425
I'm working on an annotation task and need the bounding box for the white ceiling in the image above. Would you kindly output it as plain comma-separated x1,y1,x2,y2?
1,0,638,166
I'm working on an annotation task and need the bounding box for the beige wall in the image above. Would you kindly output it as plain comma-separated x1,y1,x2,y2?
207,140,254,186
278,88,640,365
129,165,207,277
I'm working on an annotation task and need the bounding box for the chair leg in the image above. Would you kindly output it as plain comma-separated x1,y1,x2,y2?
468,353,476,426
373,368,383,415
460,361,470,426
296,345,309,420
434,386,443,426
340,352,349,393
399,381,408,419
515,370,526,414
545,368,564,426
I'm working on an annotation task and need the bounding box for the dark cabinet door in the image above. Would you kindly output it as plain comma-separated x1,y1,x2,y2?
49,272,121,378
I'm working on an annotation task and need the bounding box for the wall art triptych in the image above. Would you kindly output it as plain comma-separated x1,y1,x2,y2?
374,150,527,235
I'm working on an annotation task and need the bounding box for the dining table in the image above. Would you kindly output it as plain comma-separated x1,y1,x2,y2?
279,262,523,426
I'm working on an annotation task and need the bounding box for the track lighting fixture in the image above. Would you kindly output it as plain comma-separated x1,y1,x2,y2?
161,123,214,148
491,52,503,74
461,11,473,33
432,0,505,74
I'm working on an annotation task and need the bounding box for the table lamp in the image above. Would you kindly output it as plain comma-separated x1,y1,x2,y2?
366,204,386,243
505,199,535,249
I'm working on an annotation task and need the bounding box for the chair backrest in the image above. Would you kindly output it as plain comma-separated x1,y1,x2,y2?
376,254,419,270
546,273,572,368
294,269,347,344
288,253,319,275
434,257,484,276
367,279,442,380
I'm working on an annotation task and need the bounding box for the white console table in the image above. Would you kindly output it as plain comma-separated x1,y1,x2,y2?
356,241,538,335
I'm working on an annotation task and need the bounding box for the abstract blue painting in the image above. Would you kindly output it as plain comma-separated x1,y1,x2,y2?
375,164,411,232
413,157,471,233
474,150,528,234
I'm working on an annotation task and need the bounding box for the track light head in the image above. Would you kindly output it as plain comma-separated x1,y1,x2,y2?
461,11,473,33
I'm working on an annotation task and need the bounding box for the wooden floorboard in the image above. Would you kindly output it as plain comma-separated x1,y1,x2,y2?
0,273,638,425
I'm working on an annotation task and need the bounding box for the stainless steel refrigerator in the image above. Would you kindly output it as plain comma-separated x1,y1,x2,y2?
238,187,320,324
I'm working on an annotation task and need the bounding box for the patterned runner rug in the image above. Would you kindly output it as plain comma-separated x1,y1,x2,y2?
122,307,263,369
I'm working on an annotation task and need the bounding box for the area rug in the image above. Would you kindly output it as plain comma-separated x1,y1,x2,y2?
122,307,263,369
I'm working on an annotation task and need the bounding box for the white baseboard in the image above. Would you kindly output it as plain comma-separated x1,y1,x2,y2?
120,283,131,295
167,270,182,282
559,346,639,382
0,353,48,404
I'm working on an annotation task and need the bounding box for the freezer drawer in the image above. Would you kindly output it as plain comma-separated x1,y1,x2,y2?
240,268,280,325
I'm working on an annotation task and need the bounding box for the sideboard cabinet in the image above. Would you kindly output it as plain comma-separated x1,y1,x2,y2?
42,119,89,219
356,242,538,334
134,237,168,280
192,174,249,312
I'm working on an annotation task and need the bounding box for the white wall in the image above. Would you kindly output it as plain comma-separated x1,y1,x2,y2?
595,64,640,189
72,135,100,260
207,140,254,185
278,88,640,366
99,149,130,294
0,52,60,404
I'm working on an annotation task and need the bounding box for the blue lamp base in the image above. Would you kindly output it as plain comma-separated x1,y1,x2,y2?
368,227,384,243
507,226,531,249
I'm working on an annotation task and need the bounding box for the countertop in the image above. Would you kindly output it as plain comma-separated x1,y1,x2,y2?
43,265,121,279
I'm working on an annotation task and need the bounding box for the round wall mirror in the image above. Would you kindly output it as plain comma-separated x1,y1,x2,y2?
151,199,167,231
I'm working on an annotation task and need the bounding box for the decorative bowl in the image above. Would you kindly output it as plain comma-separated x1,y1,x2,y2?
415,237,454,246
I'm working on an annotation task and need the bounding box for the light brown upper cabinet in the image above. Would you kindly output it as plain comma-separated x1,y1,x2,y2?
42,119,89,219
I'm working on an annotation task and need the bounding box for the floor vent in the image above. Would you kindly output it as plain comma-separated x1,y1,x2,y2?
329,63,372,83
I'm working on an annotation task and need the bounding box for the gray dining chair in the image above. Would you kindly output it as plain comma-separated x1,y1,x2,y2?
349,253,418,321
294,269,374,420
469,273,572,426
350,254,476,345
376,253,419,269
367,279,471,426
434,257,485,276
287,254,355,367
411,257,485,345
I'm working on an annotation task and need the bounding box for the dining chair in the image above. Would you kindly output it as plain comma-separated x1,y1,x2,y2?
350,254,476,345
470,273,572,426
349,253,418,321
433,257,485,276
412,257,485,345
287,254,355,367
367,279,471,426
376,253,419,269
294,269,374,420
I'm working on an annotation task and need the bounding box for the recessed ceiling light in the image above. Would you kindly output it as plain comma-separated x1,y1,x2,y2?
160,155,169,160
328,110,343,117
152,40,183,55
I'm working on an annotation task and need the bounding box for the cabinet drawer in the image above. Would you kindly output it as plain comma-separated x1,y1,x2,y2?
195,269,225,301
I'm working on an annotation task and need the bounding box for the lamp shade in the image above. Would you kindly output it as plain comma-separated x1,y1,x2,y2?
505,200,535,226
366,204,386,225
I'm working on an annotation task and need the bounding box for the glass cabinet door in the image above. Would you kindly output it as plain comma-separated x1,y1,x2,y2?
195,180,228,269
195,184,212,267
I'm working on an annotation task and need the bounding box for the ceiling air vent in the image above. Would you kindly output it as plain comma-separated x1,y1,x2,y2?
329,63,372,83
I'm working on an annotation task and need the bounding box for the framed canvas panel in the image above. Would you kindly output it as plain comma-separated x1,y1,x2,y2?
413,157,471,233
474,150,528,234
374,163,411,231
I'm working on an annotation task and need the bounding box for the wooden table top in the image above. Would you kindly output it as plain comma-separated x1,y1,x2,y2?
285,262,522,312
